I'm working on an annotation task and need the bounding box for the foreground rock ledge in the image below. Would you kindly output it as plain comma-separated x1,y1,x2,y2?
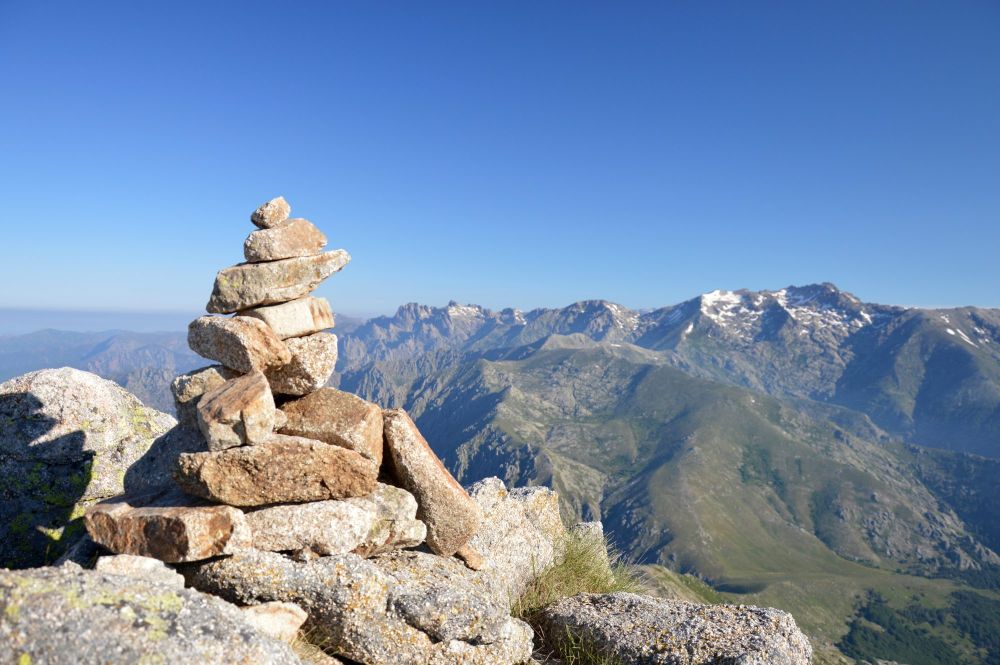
0,566,300,665
541,592,813,665
174,434,378,506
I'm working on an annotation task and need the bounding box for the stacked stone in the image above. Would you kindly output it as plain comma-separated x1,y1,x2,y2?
84,197,482,569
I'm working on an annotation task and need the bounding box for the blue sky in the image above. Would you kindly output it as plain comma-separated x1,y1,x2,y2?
1,1,998,317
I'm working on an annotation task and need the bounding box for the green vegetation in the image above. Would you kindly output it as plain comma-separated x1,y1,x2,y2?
513,530,643,665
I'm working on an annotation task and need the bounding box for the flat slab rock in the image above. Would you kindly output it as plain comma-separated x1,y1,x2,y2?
246,483,425,557
383,409,480,555
207,250,350,314
540,592,813,665
182,548,533,665
188,315,291,373
0,565,299,665
280,387,383,464
84,489,251,563
197,370,276,450
174,434,378,507
241,296,335,340
244,217,327,262
265,332,339,396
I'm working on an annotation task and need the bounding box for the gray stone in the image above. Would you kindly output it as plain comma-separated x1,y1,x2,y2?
241,602,308,643
188,315,291,373
346,483,427,556
84,489,252,563
0,565,300,664
174,434,378,507
0,368,175,568
279,387,383,464
171,365,237,429
244,218,327,262
251,196,292,228
246,499,374,556
94,554,186,588
183,548,533,665
196,371,276,450
540,592,812,665
206,250,351,314
383,409,481,556
467,477,566,604
265,332,339,396
241,296,335,339
123,425,207,497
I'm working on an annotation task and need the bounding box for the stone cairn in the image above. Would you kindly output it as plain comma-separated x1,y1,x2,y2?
84,196,483,572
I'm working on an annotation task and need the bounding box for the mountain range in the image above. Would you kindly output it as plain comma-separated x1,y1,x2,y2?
3,284,999,663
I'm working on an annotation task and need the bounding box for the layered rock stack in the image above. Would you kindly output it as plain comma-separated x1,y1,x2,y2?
83,196,483,578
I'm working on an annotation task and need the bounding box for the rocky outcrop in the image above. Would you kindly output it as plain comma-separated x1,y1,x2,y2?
540,592,813,665
182,548,534,665
0,565,301,665
0,367,175,568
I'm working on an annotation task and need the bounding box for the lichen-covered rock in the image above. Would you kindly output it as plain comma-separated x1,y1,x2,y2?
241,602,308,643
246,483,425,557
0,368,175,568
171,365,237,428
84,489,252,563
265,332,339,396
251,196,292,229
242,296,335,340
174,434,378,506
467,477,566,604
280,387,383,464
94,554,186,588
183,548,533,665
0,565,301,665
244,218,327,262
383,409,480,556
541,592,812,665
206,251,351,314
197,371,276,450
188,315,291,374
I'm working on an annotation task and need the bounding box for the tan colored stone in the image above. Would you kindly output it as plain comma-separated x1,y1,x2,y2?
241,296,335,339
251,196,291,229
174,434,378,507
241,602,308,643
84,490,251,563
188,315,291,373
382,409,481,556
196,371,276,450
346,483,426,556
206,251,350,314
245,499,374,556
265,333,338,396
455,544,484,571
94,554,186,588
279,387,383,464
171,365,238,428
244,218,327,262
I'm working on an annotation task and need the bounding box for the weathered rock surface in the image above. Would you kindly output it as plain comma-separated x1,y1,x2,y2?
188,315,291,373
467,477,566,602
123,425,207,497
383,409,481,555
241,602,308,643
174,434,377,506
84,489,251,563
197,371,276,450
541,592,812,665
94,554,186,588
280,387,383,464
0,566,300,665
242,296,335,339
171,365,236,428
183,548,533,665
245,218,327,262
206,250,351,314
246,482,424,557
0,368,175,568
265,332,339,396
251,195,292,229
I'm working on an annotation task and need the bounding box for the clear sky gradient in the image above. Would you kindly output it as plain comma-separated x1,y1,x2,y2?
1,1,998,316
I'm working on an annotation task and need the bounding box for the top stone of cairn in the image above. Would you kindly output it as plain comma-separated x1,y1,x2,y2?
251,196,291,229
